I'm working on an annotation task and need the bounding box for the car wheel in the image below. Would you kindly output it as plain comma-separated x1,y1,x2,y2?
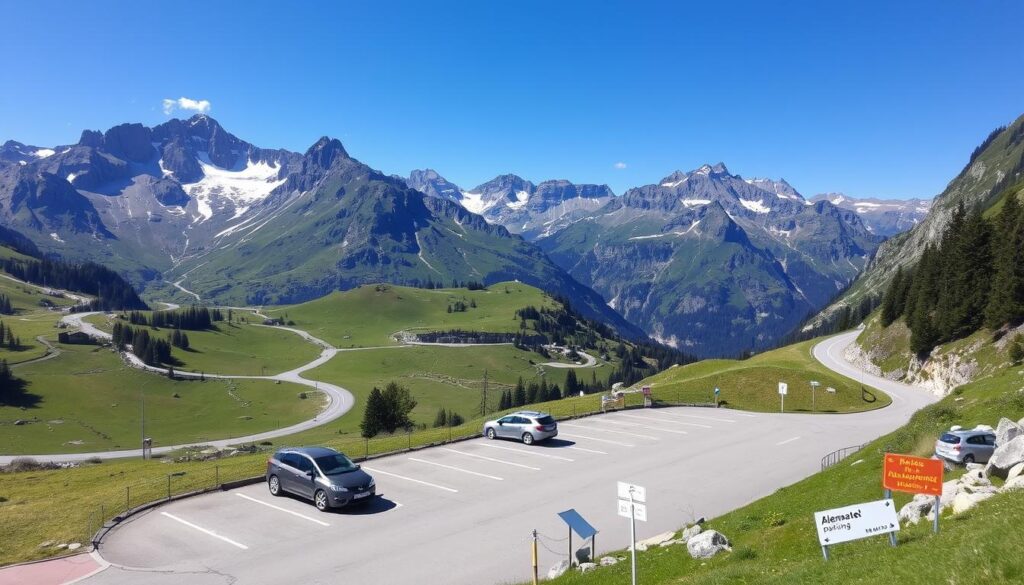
522,432,534,445
314,489,329,511
268,475,281,496
963,454,975,464
486,428,497,440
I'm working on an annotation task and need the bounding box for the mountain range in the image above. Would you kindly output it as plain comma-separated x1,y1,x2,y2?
0,116,641,337
809,193,931,237
1,115,942,356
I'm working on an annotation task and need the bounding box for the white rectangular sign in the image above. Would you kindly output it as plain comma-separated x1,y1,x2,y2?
814,499,899,546
617,481,646,503
617,499,647,522
778,382,788,395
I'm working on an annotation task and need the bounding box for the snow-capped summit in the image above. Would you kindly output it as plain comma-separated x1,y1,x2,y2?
810,193,932,236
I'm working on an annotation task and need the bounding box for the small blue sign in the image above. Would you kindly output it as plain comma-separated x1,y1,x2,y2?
558,508,598,540
714,387,720,395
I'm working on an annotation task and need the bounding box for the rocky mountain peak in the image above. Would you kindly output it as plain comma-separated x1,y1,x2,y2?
305,136,349,169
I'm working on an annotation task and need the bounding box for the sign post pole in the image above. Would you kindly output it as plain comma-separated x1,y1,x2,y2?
531,529,539,585
809,380,820,413
821,544,830,561
778,382,788,413
714,387,720,407
883,489,897,547
934,495,940,534
629,489,637,585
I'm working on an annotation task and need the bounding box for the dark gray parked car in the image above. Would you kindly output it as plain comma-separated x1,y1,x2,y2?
934,429,997,464
482,410,558,445
266,447,375,511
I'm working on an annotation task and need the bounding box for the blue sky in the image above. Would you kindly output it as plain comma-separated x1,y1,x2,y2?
1,1,1022,198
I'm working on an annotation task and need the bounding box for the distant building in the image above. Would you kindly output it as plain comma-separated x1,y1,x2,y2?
262,318,285,326
58,331,97,345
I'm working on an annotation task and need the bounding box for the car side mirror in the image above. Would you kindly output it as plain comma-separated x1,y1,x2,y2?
306,469,316,478
498,421,504,425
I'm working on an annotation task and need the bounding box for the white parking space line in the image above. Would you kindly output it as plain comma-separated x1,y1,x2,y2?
408,457,504,480
596,419,688,435
439,448,542,470
362,466,459,493
730,412,759,418
560,423,659,440
476,443,575,461
616,413,712,428
557,432,634,447
160,512,248,550
650,411,736,423
235,493,330,527
565,445,608,455
775,436,801,446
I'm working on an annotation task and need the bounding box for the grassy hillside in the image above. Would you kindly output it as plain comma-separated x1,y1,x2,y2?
856,313,1018,383
0,343,319,454
85,312,320,376
309,344,614,432
265,281,558,348
641,340,890,413
548,354,1024,584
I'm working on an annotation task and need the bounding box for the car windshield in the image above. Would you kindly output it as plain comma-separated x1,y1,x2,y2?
536,415,555,425
939,433,961,444
314,454,358,475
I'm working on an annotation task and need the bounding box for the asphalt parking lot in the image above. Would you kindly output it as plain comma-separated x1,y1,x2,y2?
84,376,931,585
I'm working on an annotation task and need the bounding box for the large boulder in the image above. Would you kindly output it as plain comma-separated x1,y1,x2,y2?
547,560,570,580
1007,462,1024,481
1002,475,1024,492
986,436,1024,479
578,563,596,574
951,491,995,515
995,418,1023,447
898,495,934,525
686,530,731,559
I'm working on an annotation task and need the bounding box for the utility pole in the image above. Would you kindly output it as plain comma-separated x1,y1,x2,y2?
140,385,146,459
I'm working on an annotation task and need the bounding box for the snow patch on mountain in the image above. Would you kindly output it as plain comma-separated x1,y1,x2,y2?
183,152,285,223
739,199,770,213
34,148,55,159
681,199,711,207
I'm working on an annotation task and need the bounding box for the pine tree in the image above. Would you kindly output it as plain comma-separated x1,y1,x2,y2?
513,378,526,407
432,407,448,428
564,370,579,396
1010,335,1024,364
985,193,1024,328
880,267,904,327
361,387,385,438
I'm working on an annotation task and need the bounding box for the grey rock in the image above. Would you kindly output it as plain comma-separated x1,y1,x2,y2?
951,491,995,515
1002,475,1024,492
66,542,82,551
1006,461,1024,481
987,436,1024,479
547,560,570,580
578,562,596,574
995,417,1023,447
599,556,618,566
686,530,731,559
681,524,702,542
636,531,676,548
898,496,934,525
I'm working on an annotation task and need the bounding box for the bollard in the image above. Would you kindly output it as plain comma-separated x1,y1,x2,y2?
126,486,130,512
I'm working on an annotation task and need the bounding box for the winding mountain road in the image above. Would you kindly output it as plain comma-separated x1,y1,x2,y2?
0,313,356,465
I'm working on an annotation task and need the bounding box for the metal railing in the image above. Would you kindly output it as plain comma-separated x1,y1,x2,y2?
820,443,869,471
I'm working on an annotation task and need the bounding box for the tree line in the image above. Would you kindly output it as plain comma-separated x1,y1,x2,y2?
0,257,146,311
880,195,1024,353
123,307,223,330
111,323,172,366
0,321,21,350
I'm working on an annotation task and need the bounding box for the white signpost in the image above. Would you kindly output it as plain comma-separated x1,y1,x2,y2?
814,498,899,560
778,382,788,412
616,482,646,585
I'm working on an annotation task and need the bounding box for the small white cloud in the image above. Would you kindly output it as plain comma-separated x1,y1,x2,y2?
162,96,212,116
613,162,628,170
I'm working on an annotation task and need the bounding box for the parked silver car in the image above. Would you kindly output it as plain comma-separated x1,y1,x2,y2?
934,429,997,464
482,411,558,445
266,447,375,511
